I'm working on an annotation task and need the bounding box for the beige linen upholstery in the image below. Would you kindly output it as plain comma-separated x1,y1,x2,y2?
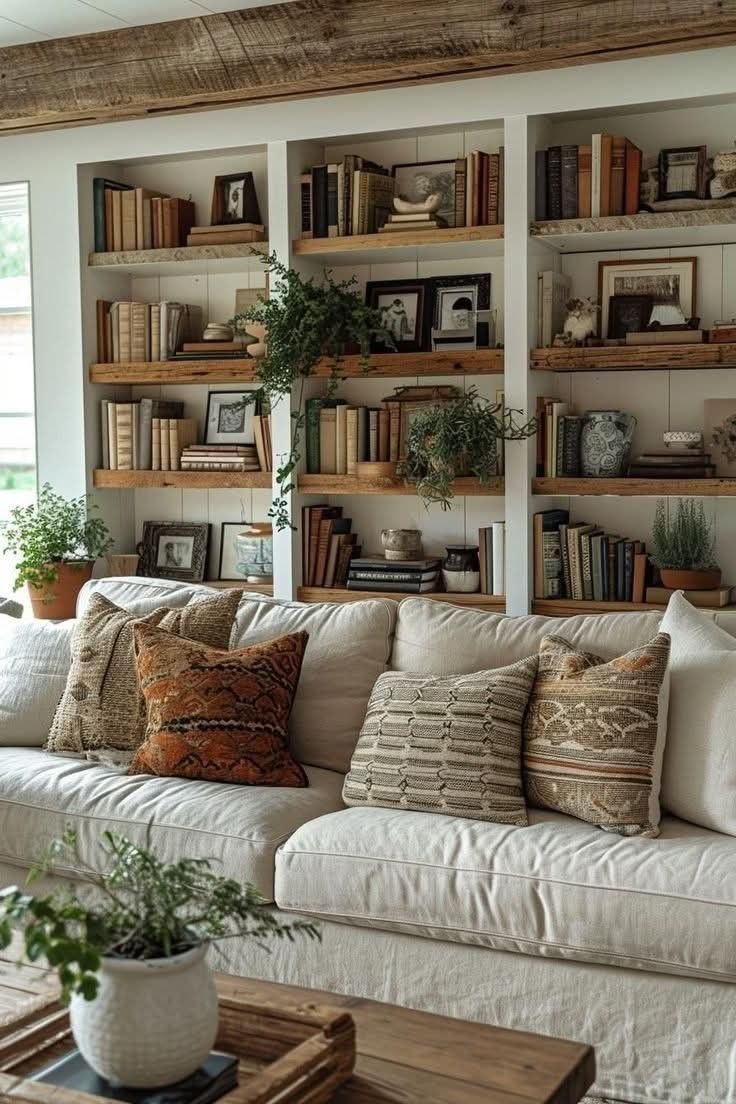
0,618,74,745
276,805,736,983
77,576,216,617
0,747,345,900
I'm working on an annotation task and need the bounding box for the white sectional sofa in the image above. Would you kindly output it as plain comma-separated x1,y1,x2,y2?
0,576,733,1104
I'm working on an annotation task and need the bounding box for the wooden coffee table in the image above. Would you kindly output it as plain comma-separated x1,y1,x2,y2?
0,954,595,1104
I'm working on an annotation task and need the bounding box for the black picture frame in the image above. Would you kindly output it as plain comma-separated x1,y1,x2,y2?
657,146,708,201
428,273,492,347
391,160,459,226
205,390,256,446
137,522,210,582
607,293,653,339
211,171,262,226
365,279,430,352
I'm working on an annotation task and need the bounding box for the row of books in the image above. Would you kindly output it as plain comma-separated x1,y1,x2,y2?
101,399,184,471
535,398,582,478
534,135,642,221
93,178,195,253
305,398,402,473
301,506,360,589
534,509,648,602
300,156,394,238
479,523,506,597
347,557,441,594
96,299,202,363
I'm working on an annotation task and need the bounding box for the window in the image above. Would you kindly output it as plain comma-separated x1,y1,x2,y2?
0,183,35,599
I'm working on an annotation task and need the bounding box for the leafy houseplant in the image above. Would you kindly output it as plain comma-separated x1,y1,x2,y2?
0,829,318,1088
230,253,391,530
399,388,537,509
651,498,721,590
2,484,112,619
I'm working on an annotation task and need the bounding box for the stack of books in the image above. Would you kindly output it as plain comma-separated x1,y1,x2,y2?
180,444,260,472
92,178,195,252
479,523,505,596
347,557,441,594
96,299,202,363
535,134,642,220
535,397,584,477
645,583,735,608
302,506,359,588
186,222,265,246
100,399,184,470
628,448,715,478
379,211,448,233
171,341,250,362
534,509,649,603
305,398,402,474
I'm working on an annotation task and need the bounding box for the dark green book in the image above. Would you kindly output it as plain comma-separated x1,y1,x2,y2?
92,177,131,252
304,397,322,474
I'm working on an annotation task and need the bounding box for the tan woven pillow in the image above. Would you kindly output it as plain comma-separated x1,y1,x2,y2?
523,632,670,837
343,655,538,825
46,589,242,762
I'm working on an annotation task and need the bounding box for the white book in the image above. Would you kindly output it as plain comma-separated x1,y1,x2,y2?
335,404,348,474
591,133,602,218
100,399,110,469
540,271,571,347
492,522,505,597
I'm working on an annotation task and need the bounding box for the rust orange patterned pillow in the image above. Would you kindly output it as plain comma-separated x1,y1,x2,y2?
128,622,308,787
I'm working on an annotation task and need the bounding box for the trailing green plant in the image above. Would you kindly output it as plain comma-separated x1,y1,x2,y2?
399,387,537,509
651,498,717,570
229,252,391,529
2,484,113,590
0,827,319,1004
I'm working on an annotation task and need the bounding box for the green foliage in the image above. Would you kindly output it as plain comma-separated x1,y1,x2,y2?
0,214,30,278
2,483,113,590
0,828,319,1004
400,388,537,509
651,498,716,570
229,253,391,529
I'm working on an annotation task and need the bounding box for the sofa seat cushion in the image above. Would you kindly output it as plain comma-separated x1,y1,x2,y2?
276,806,736,983
0,748,345,901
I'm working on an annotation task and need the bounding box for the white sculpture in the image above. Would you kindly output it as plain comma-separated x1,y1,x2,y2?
562,297,599,345
393,193,442,215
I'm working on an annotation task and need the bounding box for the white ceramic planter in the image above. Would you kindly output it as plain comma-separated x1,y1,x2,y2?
70,944,218,1089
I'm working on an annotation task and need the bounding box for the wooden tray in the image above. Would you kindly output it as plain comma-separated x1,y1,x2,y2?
0,990,356,1104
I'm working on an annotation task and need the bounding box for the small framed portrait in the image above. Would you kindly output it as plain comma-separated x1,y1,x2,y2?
658,146,708,201
210,171,262,226
218,522,273,582
392,160,458,226
606,294,653,339
138,522,210,582
429,273,492,348
365,279,429,352
205,390,256,446
598,257,697,339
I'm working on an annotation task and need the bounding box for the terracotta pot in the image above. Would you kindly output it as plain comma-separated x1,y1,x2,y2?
27,561,95,619
659,567,722,591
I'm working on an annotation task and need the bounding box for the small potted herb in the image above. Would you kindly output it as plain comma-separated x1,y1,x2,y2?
0,829,318,1088
400,388,537,510
651,498,720,590
2,484,112,618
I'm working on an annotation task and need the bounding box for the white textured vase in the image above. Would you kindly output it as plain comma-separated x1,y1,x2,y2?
70,945,218,1089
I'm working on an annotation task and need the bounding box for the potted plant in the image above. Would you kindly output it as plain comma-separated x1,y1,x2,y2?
399,388,537,510
0,828,318,1089
2,484,113,619
651,498,720,590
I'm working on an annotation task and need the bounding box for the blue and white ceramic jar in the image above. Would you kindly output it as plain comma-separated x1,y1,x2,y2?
580,410,636,477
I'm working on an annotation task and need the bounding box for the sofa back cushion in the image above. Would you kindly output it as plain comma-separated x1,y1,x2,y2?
0,617,74,745
233,595,397,773
78,576,215,619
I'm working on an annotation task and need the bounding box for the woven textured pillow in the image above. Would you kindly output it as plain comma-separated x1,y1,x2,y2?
129,624,308,787
343,655,539,825
523,632,670,837
46,589,242,762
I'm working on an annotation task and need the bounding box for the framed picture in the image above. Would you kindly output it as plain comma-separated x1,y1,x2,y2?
383,385,460,459
429,273,492,348
218,522,273,582
205,391,256,446
138,522,210,582
658,146,708,201
392,160,458,226
365,279,429,352
211,171,262,226
606,294,653,339
705,399,736,476
598,257,697,339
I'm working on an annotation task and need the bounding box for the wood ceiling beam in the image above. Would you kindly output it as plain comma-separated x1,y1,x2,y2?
1,1,736,135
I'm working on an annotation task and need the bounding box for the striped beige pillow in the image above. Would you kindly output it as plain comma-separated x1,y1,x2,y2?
523,633,670,837
343,655,538,825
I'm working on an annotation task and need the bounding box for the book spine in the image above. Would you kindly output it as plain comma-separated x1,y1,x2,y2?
623,541,634,601
488,153,500,224
111,189,123,251
107,403,118,470
560,145,578,219
121,190,137,251
350,570,438,583
561,417,582,477
92,179,107,252
454,159,466,227
610,136,626,216
368,410,379,462
378,408,390,462
305,398,320,474
130,302,147,362
535,150,547,220
578,145,592,219
568,529,583,600
335,404,348,475
346,407,358,475
312,165,328,238
591,134,602,218
169,420,180,471
615,540,626,601
327,165,339,237
542,530,562,598
591,537,602,602
546,147,562,220
624,142,642,216
555,414,565,480
492,522,505,597
498,144,504,225
118,302,131,362
100,399,110,468
599,134,613,217
581,533,594,601
160,417,170,471
115,403,133,470
138,398,153,470
632,551,648,604
388,402,400,462
319,408,337,474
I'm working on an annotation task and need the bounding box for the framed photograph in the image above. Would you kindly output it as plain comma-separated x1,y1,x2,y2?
658,146,708,201
392,160,458,226
211,171,262,226
598,257,697,339
205,391,256,445
138,522,210,582
218,522,273,582
429,273,492,348
607,294,653,339
365,279,429,352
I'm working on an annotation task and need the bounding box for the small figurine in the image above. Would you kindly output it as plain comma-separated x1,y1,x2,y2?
562,297,599,345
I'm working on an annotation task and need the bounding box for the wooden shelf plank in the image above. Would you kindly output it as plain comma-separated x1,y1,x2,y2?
88,243,268,268
530,207,736,251
298,474,504,496
90,360,259,385
531,343,736,372
533,598,736,615
93,470,271,489
292,225,503,256
312,349,503,378
533,477,736,497
298,587,505,607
